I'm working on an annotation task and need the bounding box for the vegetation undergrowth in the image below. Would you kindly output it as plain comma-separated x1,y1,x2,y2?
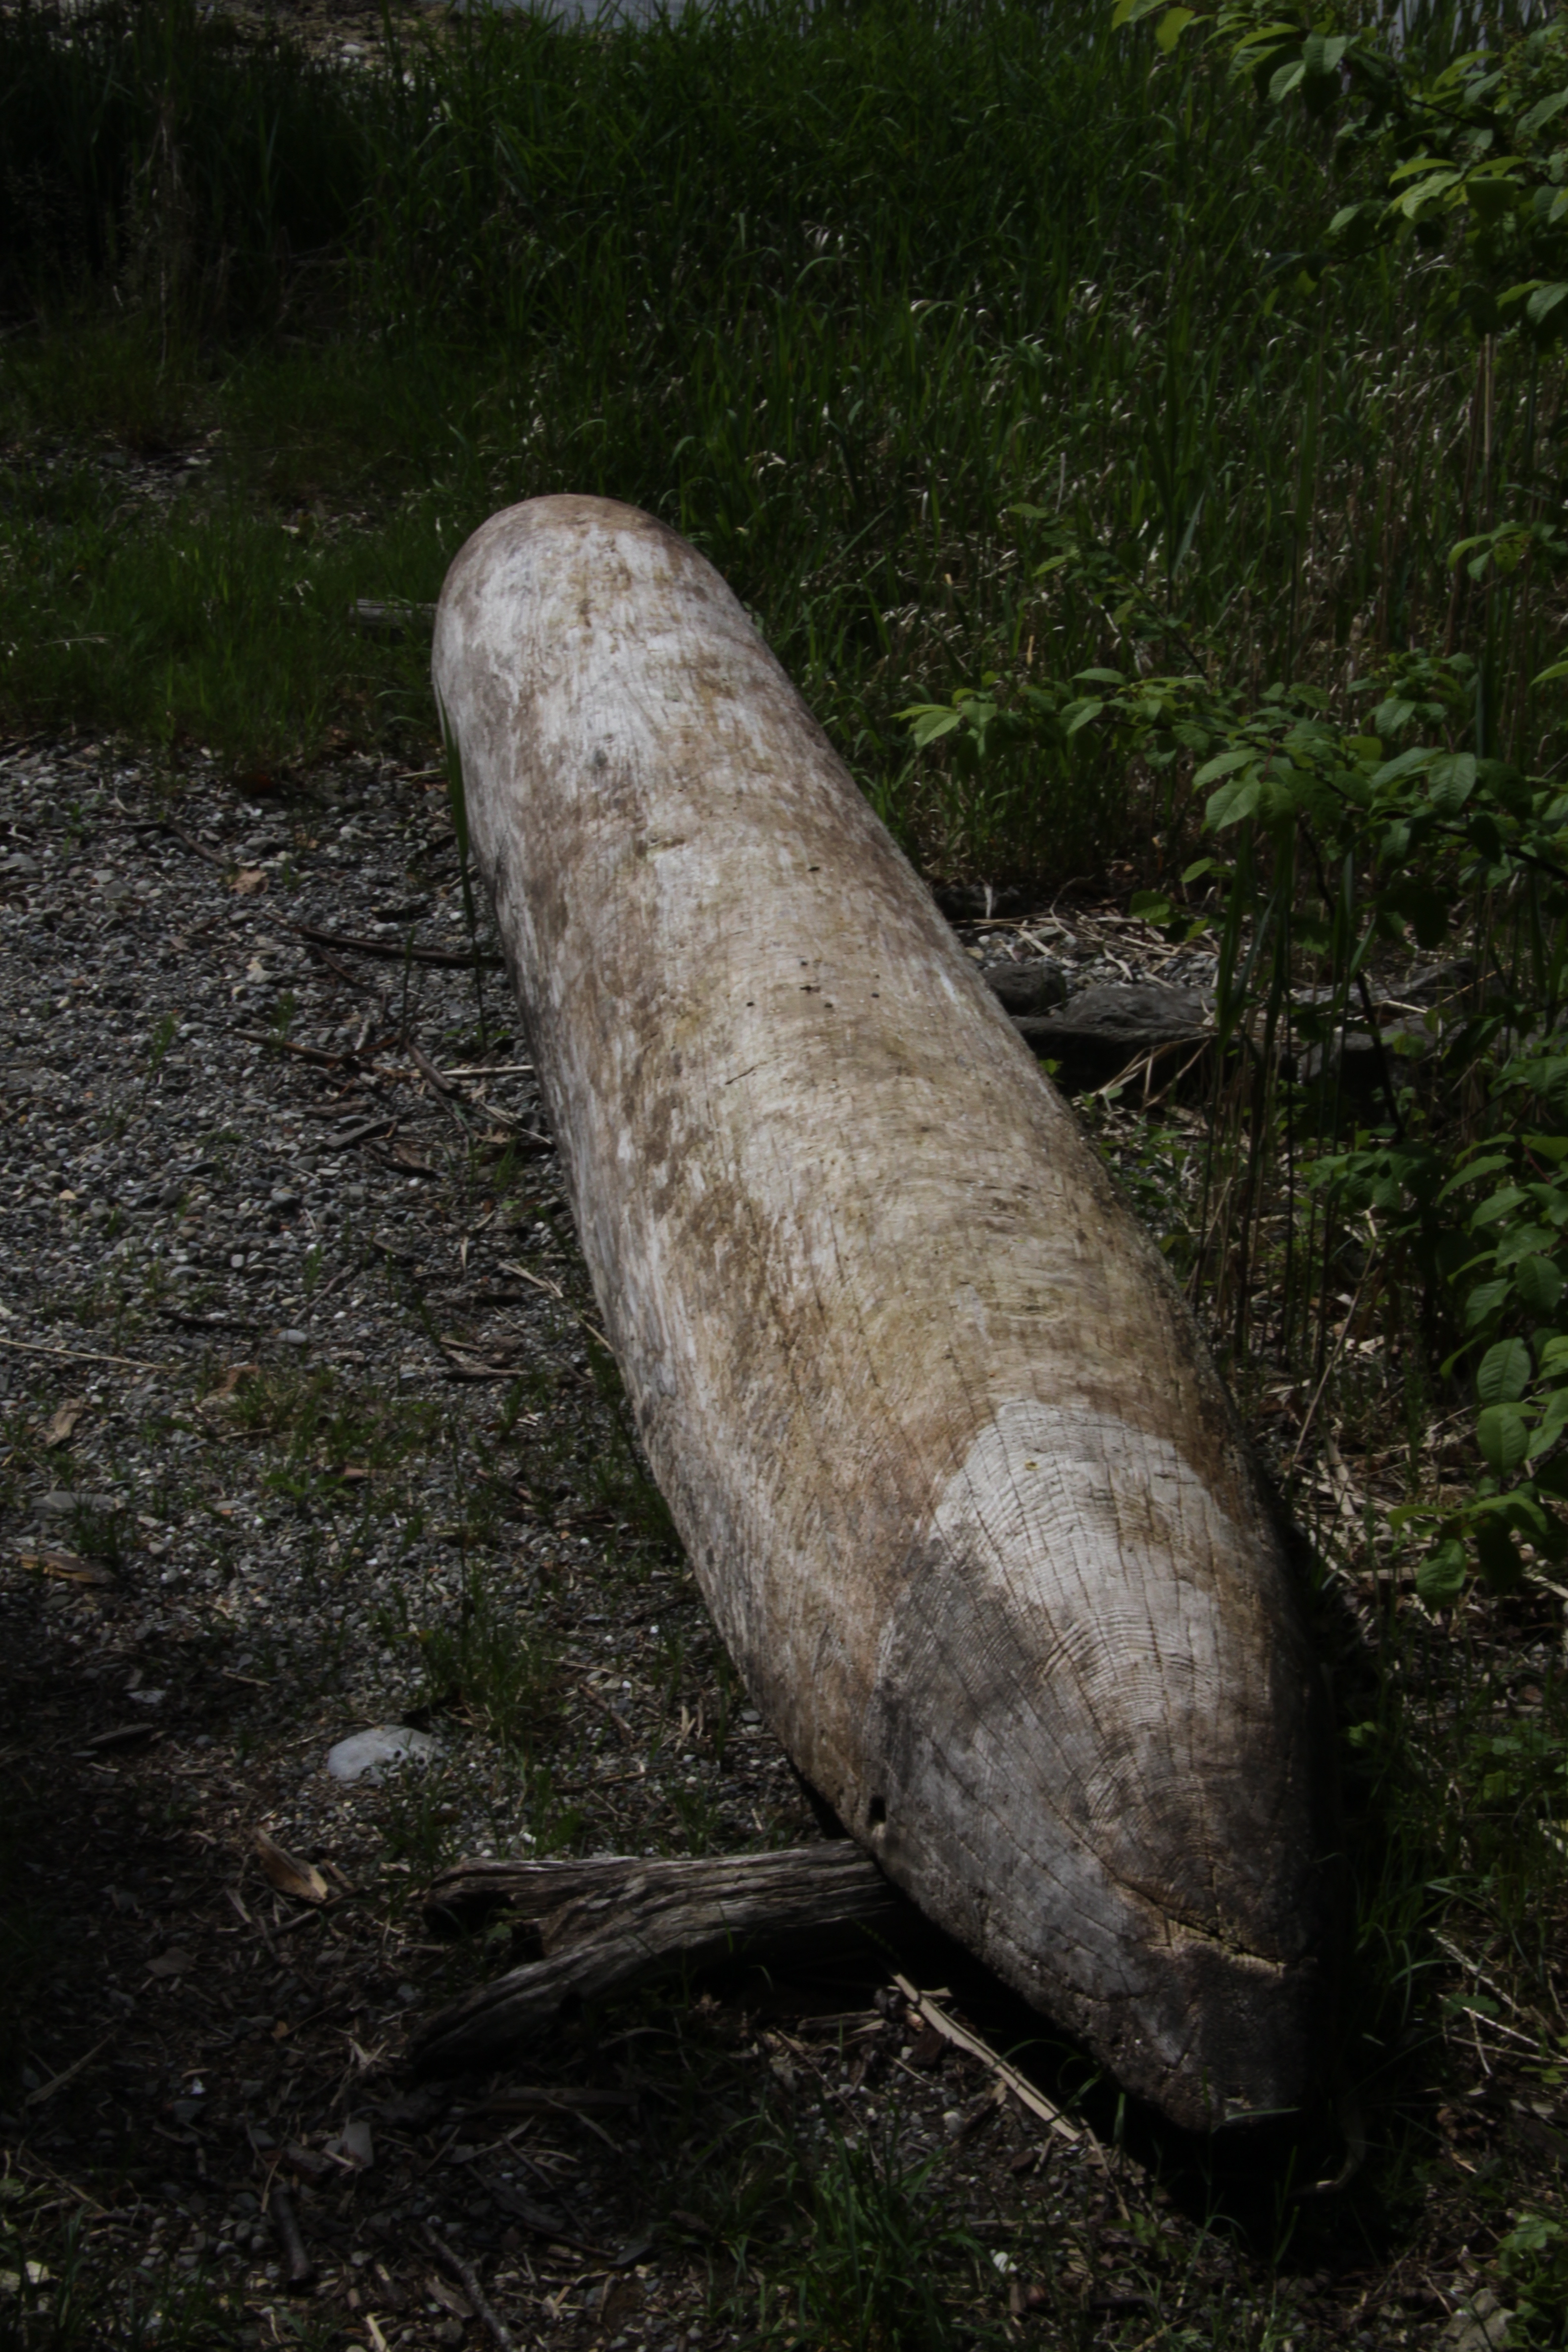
906,1,1568,2329
0,0,1507,871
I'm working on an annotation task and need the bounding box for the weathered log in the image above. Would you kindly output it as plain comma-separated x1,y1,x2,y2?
413,1846,905,2072
431,495,1338,2129
980,959,1069,1019
1015,980,1212,1090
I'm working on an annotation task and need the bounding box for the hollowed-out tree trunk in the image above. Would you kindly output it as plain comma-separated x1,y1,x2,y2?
431,496,1339,2131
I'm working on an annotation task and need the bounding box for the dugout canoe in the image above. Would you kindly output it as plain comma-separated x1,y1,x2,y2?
432,496,1338,2131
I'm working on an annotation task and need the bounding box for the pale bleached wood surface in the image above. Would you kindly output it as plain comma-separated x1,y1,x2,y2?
431,496,1338,2129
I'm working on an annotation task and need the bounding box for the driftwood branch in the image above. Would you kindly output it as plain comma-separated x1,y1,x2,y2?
414,1845,905,2072
1012,981,1212,1091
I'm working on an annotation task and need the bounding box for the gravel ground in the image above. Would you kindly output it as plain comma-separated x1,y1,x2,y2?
1,731,1491,2352
0,732,1242,2352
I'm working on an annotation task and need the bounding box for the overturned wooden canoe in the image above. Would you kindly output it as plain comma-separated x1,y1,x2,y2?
432,496,1338,2130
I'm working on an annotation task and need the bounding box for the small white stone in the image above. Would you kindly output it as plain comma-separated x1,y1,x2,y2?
325,1724,442,1784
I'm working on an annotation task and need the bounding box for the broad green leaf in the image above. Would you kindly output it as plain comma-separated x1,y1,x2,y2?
1519,87,1568,139
1371,745,1435,788
1463,1276,1511,1329
1206,775,1261,830
1391,169,1463,219
1193,748,1253,786
1129,891,1173,923
1416,1539,1468,1605
1527,281,1568,329
1526,1386,1568,1457
1269,58,1306,103
1064,698,1105,736
1302,32,1347,75
1388,151,1453,184
1538,1333,1568,1376
1472,1185,1529,1226
1155,7,1198,54
1477,1337,1532,1405
1478,1402,1529,1473
1515,1254,1565,1316
1496,1222,1559,1266
902,707,962,747
1441,1153,1512,1198
1428,751,1477,814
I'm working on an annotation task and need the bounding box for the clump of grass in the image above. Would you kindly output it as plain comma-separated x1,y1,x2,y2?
713,2114,988,2352
0,2201,257,2352
415,1560,560,1754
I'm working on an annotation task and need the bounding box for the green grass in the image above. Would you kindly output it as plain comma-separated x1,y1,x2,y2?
5,0,1528,878
711,2114,991,2352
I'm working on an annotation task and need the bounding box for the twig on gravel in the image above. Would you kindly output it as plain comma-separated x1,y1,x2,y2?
303,938,380,995
322,1116,396,1150
23,2031,116,2108
232,1027,350,1069
310,1263,359,1307
269,2183,315,2289
291,920,505,972
156,821,229,872
498,1260,568,1305
422,2220,515,2352
0,1335,176,1372
408,1039,461,1096
409,1038,474,1134
498,1259,611,1351
891,1974,1084,2151
437,1338,522,1383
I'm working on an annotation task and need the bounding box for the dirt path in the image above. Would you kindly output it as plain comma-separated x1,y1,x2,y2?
0,730,1523,2350
0,734,1184,2351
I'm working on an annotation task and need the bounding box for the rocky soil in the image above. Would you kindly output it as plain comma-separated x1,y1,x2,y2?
0,733,1231,2350
0,731,1513,2352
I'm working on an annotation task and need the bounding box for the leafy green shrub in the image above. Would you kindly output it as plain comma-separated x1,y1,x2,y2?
1498,2208,1568,2348
907,1,1568,1595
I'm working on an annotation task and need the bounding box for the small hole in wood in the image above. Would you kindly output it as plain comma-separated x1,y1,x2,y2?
868,1795,887,1827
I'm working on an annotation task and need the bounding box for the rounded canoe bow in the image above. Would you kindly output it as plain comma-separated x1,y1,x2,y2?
432,495,1339,2131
